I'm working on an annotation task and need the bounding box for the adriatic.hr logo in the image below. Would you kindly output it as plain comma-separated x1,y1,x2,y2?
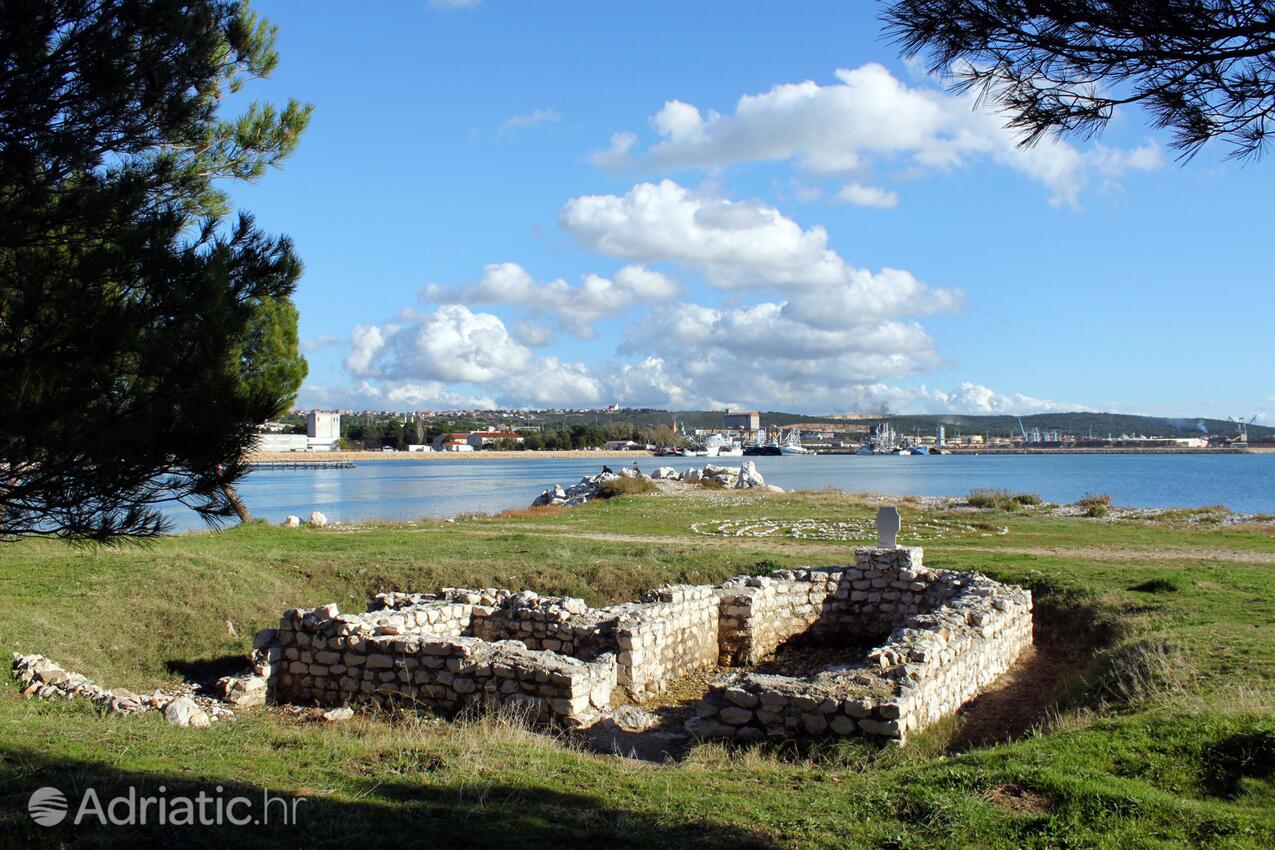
27,784,304,827
27,787,68,826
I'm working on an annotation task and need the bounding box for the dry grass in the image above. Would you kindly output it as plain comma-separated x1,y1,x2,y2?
497,505,567,520
598,477,660,498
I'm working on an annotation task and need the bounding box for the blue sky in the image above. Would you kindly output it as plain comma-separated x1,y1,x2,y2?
229,0,1274,421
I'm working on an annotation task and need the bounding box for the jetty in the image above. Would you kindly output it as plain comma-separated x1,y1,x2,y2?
248,459,356,471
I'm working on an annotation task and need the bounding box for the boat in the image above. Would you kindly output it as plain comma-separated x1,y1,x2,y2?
705,433,743,457
909,446,930,455
777,429,812,455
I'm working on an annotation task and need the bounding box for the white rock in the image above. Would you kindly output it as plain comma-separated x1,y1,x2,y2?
651,466,680,480
308,511,327,527
735,460,765,489
163,696,210,729
608,704,660,731
322,707,355,723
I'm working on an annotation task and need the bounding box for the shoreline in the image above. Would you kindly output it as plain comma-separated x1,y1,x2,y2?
247,446,1272,463
247,449,659,462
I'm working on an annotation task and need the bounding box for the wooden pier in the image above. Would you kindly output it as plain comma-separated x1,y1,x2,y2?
248,460,356,471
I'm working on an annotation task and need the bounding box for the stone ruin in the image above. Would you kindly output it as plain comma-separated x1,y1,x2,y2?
255,510,1033,745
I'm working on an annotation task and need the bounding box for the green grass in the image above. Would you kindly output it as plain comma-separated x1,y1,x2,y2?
0,490,1272,848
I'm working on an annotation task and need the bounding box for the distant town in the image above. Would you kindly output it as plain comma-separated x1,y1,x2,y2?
254,407,1275,455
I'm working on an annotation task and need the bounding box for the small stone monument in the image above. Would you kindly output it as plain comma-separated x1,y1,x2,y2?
876,506,901,549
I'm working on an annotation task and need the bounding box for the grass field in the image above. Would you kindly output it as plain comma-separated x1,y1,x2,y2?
1,489,1272,848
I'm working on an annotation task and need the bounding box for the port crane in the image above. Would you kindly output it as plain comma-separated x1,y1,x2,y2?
1230,416,1257,444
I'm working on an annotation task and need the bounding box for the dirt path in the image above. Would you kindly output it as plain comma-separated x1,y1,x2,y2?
950,619,1089,750
446,525,1275,565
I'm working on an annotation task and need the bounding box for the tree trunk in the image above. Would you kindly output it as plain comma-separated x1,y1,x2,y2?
221,482,252,524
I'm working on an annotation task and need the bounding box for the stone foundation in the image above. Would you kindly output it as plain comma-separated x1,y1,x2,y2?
255,547,1032,742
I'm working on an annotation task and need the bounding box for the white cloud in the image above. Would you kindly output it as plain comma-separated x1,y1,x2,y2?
427,0,480,9
836,182,898,208
594,63,1161,206
301,334,343,354
588,131,637,170
560,180,961,319
915,382,1072,414
345,305,531,383
511,318,556,347
501,357,604,406
301,380,497,412
500,108,560,133
421,261,680,338
612,300,944,410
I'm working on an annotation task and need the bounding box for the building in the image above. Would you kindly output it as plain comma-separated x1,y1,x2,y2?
432,432,472,451
255,432,308,452
306,410,341,451
723,410,760,431
467,430,524,450
604,440,644,451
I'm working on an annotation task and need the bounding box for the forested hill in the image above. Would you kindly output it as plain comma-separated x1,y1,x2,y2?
529,409,1272,440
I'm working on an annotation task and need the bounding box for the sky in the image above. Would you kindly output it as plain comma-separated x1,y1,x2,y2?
227,1,1275,421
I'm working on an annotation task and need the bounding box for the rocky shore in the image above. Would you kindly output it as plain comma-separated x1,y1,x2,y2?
531,462,783,508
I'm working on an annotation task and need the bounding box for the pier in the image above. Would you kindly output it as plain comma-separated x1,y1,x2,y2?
248,459,356,471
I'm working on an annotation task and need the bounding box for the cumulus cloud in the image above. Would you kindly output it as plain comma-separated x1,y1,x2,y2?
511,318,556,347
588,132,637,170
916,382,1072,414
344,304,532,383
593,63,1161,206
608,299,945,410
500,108,560,133
501,356,605,406
301,380,497,412
421,261,680,338
836,182,898,208
560,180,961,320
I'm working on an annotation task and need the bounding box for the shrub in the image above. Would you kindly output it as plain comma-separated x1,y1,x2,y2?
967,488,1038,511
1077,492,1112,517
597,476,658,499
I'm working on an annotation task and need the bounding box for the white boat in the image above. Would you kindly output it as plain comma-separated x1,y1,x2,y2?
704,433,743,457
777,429,812,455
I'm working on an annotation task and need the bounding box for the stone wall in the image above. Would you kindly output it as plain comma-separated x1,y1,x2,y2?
716,548,961,666
689,548,1033,744
255,545,1032,744
613,585,719,699
258,603,616,726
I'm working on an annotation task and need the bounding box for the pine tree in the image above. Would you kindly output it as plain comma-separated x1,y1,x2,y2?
1,0,312,539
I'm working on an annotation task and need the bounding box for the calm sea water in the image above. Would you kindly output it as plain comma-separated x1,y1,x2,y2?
162,453,1275,531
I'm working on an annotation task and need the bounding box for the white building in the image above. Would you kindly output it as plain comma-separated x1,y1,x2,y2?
255,432,308,452
467,430,524,450
306,410,341,451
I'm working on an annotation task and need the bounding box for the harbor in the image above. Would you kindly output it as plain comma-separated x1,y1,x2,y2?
162,451,1275,531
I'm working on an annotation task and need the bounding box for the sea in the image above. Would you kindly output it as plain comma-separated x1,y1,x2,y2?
160,453,1275,531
